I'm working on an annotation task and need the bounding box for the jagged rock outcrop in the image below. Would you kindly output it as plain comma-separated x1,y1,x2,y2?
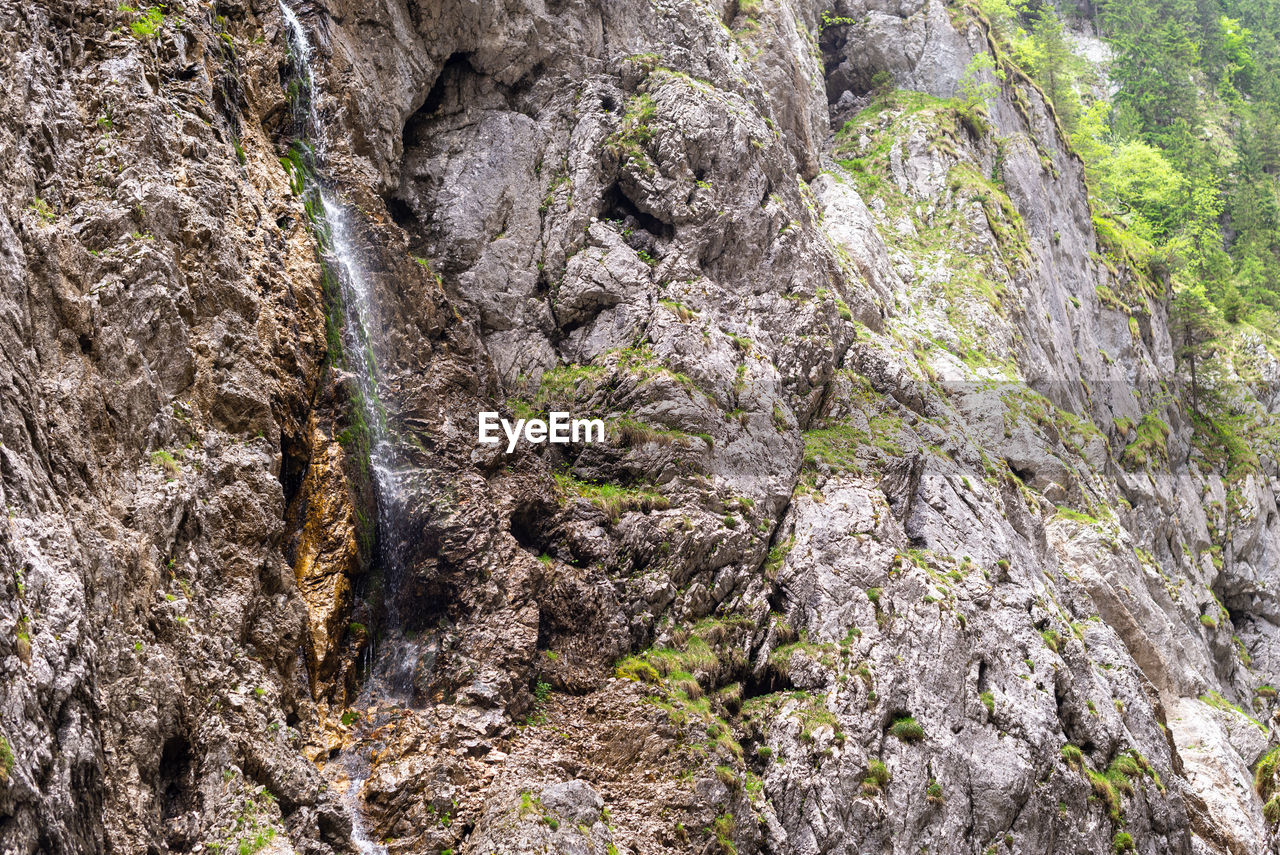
5,0,1280,854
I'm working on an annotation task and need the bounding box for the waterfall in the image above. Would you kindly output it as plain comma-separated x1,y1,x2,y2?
278,4,398,504
278,6,399,854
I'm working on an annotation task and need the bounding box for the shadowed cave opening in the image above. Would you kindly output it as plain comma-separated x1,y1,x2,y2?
599,182,674,244
384,196,417,231
158,735,193,822
509,501,555,555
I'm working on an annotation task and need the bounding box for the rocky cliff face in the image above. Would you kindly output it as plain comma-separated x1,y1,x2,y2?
4,1,1280,854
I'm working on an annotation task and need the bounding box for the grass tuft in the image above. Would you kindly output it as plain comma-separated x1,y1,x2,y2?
888,714,924,743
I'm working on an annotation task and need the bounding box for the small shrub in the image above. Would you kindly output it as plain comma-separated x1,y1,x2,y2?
1265,794,1280,825
870,70,894,98
712,813,736,855
862,759,891,792
28,197,56,224
1120,411,1170,469
1041,629,1062,653
1200,614,1218,629
1086,769,1122,820
1060,744,1083,770
614,656,658,683
150,450,181,477
888,715,924,743
926,778,945,804
525,680,552,724
127,6,165,38
980,691,994,713
1256,746,1280,800
1055,505,1098,525
607,93,658,171
1112,831,1134,852
1110,754,1142,780
0,734,13,781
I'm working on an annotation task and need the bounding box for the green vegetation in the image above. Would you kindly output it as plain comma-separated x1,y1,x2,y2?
1265,794,1280,825
820,10,856,30
1201,689,1265,729
1258,746,1280,804
614,615,762,763
1060,744,1161,821
607,93,657,171
1040,628,1062,653
792,695,842,743
861,759,891,794
1113,831,1134,852
801,423,865,473
979,0,1278,321
28,197,55,224
711,813,736,855
1119,412,1170,469
553,472,669,523
204,788,279,855
958,0,1280,512
980,691,995,713
956,53,1005,136
121,5,165,38
1055,505,1098,525
832,94,1028,364
150,450,181,478
525,680,552,726
0,734,13,781
1085,767,1123,821
615,658,661,682
612,417,703,449
888,714,925,743
763,537,794,580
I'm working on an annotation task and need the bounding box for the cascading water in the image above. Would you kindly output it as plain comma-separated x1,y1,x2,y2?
278,3,396,500
279,1,426,694
278,6,413,853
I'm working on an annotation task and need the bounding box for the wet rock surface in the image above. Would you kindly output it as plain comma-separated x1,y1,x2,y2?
4,0,1280,854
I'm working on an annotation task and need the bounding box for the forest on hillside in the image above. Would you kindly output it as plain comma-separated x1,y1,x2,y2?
968,0,1280,480
983,0,1279,316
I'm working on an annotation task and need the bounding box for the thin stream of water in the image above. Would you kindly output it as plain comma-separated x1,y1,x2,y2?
278,6,406,852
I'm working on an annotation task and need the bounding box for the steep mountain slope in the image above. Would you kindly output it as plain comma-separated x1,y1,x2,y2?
3,1,1280,854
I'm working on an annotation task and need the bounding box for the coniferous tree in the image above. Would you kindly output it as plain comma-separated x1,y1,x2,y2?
1171,284,1218,416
